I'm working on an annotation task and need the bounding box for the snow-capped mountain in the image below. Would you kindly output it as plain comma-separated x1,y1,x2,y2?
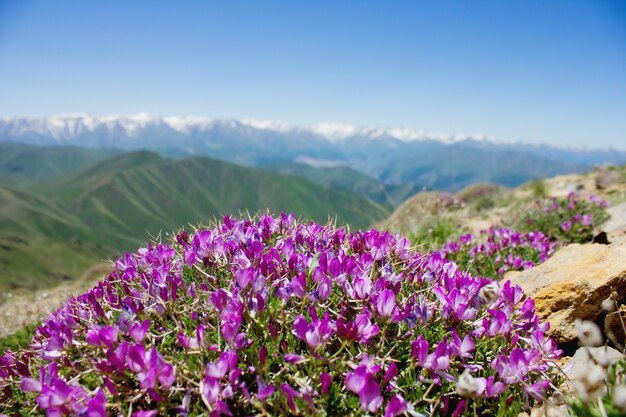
0,113,497,147
1,114,625,191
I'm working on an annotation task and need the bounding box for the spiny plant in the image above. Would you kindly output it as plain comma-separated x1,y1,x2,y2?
0,324,39,356
435,191,610,281
0,214,562,416
437,228,558,280
412,217,464,252
528,179,548,199
516,192,610,244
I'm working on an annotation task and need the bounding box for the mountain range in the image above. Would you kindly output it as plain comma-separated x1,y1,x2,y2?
0,145,389,293
3,114,625,191
2,114,625,294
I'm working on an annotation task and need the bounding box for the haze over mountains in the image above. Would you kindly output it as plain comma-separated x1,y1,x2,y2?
3,114,626,192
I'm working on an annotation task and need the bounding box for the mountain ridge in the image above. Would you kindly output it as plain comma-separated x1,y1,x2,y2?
0,150,391,293
5,113,625,151
3,114,622,192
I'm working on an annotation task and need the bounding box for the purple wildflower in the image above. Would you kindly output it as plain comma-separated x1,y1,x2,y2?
384,394,408,417
293,312,334,351
345,365,383,413
375,290,397,318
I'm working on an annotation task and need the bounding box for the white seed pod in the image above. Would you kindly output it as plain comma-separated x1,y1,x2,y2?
571,362,606,402
575,319,604,348
602,297,616,312
613,385,626,413
455,369,481,398
479,282,499,305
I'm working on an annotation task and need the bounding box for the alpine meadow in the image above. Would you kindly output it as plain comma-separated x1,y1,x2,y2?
1,2,626,417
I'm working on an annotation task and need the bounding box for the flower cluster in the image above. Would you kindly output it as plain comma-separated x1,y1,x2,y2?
437,227,558,279
518,192,610,244
0,214,561,416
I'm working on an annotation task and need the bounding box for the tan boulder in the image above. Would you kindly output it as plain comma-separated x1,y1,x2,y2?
506,243,626,343
605,306,626,350
603,202,626,246
594,167,624,190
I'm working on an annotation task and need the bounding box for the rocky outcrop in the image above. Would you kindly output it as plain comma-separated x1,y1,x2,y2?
377,191,461,234
594,167,624,190
603,202,626,245
605,306,626,350
506,243,626,343
566,346,624,374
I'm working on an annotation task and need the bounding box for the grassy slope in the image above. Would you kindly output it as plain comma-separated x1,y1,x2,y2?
259,163,425,207
0,151,390,293
375,145,590,191
0,142,121,186
37,152,391,250
258,163,396,206
0,185,116,293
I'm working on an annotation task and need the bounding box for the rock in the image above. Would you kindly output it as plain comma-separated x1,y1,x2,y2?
605,306,626,350
567,346,624,372
603,202,626,245
558,346,625,402
506,244,626,343
528,404,570,417
595,168,623,190
592,231,610,245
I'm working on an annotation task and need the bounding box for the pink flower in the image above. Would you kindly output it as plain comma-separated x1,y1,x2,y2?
256,376,275,400
130,320,150,342
375,290,397,317
284,353,305,364
293,312,334,350
280,383,300,412
85,325,118,348
85,389,107,417
345,365,383,413
495,348,531,384
384,394,407,417
133,410,158,417
353,276,372,299
320,372,332,395
383,362,398,385
354,312,381,343
126,344,175,390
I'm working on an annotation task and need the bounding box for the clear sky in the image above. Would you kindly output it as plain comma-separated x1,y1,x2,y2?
0,1,625,148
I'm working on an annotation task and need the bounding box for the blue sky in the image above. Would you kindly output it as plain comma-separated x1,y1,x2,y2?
0,0,625,148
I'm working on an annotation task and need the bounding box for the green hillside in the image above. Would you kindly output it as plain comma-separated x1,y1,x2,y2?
0,185,117,293
258,162,400,207
372,143,589,191
0,151,390,294
37,152,390,248
0,143,121,186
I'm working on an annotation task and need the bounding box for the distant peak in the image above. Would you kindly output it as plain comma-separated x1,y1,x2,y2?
0,113,503,145
2,113,622,152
